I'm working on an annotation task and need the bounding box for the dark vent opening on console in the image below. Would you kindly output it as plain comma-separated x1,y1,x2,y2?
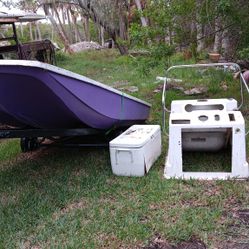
172,119,191,124
185,104,224,112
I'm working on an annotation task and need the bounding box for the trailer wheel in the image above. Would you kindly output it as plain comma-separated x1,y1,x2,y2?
20,137,39,153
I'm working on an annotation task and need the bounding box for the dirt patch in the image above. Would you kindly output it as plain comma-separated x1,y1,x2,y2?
22,240,41,249
1,142,60,172
95,233,142,249
233,209,249,225
183,87,208,95
112,80,130,88
31,246,41,249
143,235,172,249
153,82,208,96
153,83,184,94
17,146,52,161
218,207,249,247
52,199,87,220
218,243,249,249
0,193,19,207
176,240,206,249
143,235,206,249
118,85,139,93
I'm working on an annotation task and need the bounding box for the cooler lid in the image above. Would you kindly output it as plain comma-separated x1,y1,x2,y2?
110,125,160,148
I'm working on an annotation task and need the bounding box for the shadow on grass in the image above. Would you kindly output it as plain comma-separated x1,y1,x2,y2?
183,148,232,172
0,146,112,246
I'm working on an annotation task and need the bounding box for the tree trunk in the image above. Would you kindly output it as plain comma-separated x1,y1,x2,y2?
222,27,233,60
213,16,222,53
196,0,205,52
196,22,205,52
33,23,38,40
114,39,128,55
29,22,33,41
84,15,90,41
66,7,73,43
169,26,173,45
43,4,73,53
81,15,86,40
70,7,82,43
99,25,105,46
71,9,78,42
78,0,129,55
190,21,197,60
117,2,129,55
36,22,42,40
54,5,71,44
61,5,66,25
51,24,54,41
20,23,23,38
134,0,148,27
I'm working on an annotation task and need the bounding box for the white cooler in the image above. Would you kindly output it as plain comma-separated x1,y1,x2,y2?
109,125,161,176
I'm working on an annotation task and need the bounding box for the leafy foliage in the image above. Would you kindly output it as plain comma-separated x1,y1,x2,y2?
129,0,249,60
1,0,249,59
238,47,249,60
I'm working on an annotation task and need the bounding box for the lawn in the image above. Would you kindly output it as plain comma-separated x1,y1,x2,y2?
0,50,249,249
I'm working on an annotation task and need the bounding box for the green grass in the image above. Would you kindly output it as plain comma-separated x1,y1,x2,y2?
0,50,249,248
0,140,20,163
183,149,232,172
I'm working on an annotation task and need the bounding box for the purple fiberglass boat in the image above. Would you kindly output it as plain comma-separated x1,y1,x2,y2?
0,60,151,130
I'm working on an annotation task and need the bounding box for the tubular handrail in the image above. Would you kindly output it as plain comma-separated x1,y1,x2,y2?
157,62,249,131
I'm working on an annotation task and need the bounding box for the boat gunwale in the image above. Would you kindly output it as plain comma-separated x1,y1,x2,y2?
0,60,151,107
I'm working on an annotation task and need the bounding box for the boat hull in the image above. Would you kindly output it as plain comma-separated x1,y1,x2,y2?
0,61,151,130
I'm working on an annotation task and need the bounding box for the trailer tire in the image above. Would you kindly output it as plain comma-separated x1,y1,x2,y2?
20,137,39,152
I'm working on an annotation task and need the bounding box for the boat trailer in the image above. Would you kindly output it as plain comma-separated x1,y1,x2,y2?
0,126,123,152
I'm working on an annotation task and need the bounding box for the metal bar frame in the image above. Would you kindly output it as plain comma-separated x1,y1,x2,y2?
40,142,109,148
0,127,104,139
161,62,249,130
0,127,117,150
12,23,19,47
0,36,16,42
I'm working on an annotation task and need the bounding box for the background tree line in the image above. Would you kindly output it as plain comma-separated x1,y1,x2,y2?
1,0,249,61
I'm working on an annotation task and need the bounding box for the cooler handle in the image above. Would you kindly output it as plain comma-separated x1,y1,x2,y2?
115,149,133,164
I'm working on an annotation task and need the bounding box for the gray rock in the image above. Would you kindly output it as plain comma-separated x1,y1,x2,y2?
184,87,207,95
69,41,102,53
127,86,139,93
